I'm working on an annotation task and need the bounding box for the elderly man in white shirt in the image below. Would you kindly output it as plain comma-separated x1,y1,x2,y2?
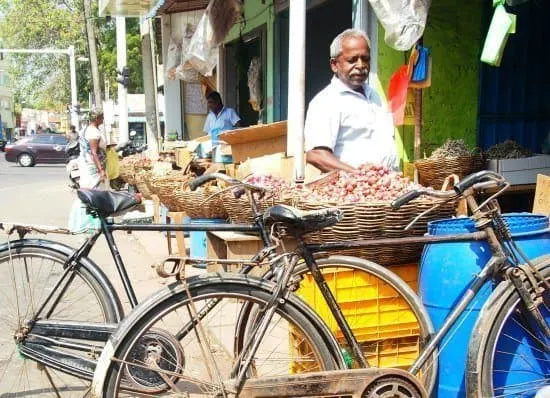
304,29,399,173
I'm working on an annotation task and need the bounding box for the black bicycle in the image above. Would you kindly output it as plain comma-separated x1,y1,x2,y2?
0,182,432,396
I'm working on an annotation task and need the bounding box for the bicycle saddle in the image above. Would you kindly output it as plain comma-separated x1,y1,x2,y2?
77,189,142,218
263,204,343,235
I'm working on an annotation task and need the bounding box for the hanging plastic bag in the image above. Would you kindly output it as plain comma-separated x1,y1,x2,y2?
165,35,182,80
185,12,218,77
480,3,516,67
68,199,101,233
176,24,201,82
105,146,119,180
388,65,410,126
368,0,431,51
247,57,262,112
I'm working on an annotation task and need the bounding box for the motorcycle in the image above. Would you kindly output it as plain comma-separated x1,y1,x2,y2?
65,140,80,189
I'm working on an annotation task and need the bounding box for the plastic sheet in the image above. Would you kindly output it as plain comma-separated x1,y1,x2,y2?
185,12,218,77
165,35,182,80
368,0,430,51
247,57,262,112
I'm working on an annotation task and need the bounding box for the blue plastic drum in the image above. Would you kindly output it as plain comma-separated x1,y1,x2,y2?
420,213,550,397
189,218,226,269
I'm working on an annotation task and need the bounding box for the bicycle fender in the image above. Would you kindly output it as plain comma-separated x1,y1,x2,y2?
0,238,124,321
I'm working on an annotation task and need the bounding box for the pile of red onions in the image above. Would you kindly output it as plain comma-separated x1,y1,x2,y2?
301,164,420,203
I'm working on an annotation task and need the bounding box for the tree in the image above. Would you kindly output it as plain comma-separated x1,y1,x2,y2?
0,0,143,110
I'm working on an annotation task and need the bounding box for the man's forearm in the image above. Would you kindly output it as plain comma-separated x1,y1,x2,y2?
306,149,355,173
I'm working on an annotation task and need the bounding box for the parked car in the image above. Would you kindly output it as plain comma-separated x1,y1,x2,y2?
4,134,69,167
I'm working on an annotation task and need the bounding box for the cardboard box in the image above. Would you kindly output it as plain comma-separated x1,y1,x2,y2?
218,121,287,163
486,155,550,185
236,152,322,183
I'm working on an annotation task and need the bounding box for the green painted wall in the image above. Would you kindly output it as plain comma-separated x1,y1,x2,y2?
225,1,276,123
377,0,483,161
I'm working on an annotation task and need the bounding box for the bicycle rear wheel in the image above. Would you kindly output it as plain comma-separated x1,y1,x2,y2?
0,243,120,397
100,274,343,397
467,254,550,397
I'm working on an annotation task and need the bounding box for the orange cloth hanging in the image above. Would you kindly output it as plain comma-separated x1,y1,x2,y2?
388,65,410,126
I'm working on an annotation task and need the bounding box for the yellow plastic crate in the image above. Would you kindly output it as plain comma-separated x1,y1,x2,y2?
294,263,421,369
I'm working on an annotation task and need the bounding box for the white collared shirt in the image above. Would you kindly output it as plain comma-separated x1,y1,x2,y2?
203,106,241,136
304,76,399,170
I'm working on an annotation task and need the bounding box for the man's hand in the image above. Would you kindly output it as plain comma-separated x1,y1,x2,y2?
306,148,356,173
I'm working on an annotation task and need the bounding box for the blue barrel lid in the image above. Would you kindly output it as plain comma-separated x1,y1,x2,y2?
428,213,549,236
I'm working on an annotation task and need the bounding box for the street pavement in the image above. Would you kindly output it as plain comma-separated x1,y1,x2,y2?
0,153,190,308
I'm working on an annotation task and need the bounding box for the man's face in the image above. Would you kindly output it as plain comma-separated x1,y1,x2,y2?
207,98,222,113
330,36,370,90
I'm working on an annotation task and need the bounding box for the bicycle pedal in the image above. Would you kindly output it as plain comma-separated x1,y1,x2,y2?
155,256,187,279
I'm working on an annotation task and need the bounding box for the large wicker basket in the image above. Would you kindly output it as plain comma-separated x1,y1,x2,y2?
414,154,484,190
174,186,228,219
134,170,153,200
118,160,136,185
149,172,192,212
221,190,297,224
296,198,457,266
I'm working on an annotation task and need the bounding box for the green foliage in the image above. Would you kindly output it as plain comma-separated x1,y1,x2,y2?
0,0,143,110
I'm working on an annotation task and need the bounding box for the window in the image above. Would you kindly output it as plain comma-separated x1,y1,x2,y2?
52,136,68,145
33,135,52,144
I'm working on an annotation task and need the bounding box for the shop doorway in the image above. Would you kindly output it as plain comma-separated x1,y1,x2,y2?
274,0,352,121
223,26,266,127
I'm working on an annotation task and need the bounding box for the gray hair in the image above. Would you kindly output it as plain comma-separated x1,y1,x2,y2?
330,29,371,58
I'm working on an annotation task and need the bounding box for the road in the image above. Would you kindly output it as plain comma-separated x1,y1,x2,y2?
0,153,177,396
0,155,74,226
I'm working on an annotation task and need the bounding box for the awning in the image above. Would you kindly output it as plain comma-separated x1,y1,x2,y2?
99,0,208,17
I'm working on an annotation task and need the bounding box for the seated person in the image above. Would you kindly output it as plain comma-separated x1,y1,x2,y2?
203,91,242,142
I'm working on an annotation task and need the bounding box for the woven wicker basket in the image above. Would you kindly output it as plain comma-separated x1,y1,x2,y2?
134,170,153,200
149,172,191,212
119,161,136,185
174,186,228,219
296,198,457,266
221,190,297,224
415,154,484,190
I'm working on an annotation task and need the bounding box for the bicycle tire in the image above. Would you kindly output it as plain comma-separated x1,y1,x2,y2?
260,255,437,395
467,254,550,397
97,274,344,397
0,243,121,397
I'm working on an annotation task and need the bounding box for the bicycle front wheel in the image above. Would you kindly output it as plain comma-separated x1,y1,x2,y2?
0,243,120,397
467,254,550,397
101,274,342,397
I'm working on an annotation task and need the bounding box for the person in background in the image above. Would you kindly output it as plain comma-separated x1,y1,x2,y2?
202,91,242,139
78,110,107,189
304,28,399,173
36,126,43,135
68,125,78,142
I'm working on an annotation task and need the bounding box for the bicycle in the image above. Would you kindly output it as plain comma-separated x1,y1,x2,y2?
0,184,431,396
88,170,550,397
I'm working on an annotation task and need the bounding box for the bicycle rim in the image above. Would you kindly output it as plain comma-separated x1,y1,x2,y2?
103,280,339,397
0,247,116,397
486,275,550,396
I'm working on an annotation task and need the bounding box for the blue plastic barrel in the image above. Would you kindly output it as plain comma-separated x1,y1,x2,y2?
420,213,550,397
189,218,226,269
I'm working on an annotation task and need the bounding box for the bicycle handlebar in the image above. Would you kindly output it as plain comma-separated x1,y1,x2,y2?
391,170,506,210
453,170,504,194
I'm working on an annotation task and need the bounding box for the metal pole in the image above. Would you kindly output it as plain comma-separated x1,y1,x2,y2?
287,0,306,183
116,17,129,144
68,46,79,130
